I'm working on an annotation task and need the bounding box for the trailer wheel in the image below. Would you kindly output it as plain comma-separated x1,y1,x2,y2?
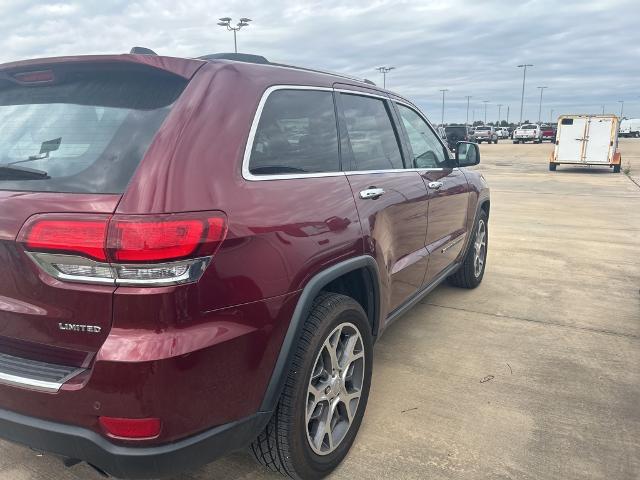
549,163,557,171
513,140,519,144
613,164,621,173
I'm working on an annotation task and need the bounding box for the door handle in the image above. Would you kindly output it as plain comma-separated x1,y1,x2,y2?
359,188,385,200
428,181,444,190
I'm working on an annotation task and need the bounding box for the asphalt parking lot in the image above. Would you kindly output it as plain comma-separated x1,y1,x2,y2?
1,139,639,480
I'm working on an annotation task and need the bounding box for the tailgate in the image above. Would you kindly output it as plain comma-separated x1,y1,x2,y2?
0,58,189,389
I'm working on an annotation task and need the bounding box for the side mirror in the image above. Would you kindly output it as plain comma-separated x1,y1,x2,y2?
456,141,480,167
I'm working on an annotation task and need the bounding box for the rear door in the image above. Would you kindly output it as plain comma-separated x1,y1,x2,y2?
336,90,429,314
584,117,615,164
556,117,588,163
393,102,470,285
0,62,187,371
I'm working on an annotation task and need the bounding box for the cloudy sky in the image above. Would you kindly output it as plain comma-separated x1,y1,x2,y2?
0,0,638,123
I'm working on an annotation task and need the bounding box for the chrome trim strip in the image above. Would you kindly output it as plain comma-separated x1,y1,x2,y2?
441,235,465,254
334,88,389,100
0,367,85,393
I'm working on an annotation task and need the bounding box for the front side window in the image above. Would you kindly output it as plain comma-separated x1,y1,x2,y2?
396,104,449,168
249,90,339,175
340,93,403,171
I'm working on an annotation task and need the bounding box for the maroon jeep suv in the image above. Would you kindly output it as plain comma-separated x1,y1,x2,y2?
0,51,490,479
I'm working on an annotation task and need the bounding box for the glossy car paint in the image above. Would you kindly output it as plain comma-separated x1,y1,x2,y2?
0,53,489,459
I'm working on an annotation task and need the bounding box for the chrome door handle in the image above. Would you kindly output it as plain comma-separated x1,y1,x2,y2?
359,188,385,199
428,181,444,190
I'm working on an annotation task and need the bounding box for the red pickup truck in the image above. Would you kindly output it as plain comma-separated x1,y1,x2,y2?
540,124,557,143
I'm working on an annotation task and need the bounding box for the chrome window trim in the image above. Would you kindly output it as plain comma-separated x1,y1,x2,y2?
242,85,340,182
241,85,452,182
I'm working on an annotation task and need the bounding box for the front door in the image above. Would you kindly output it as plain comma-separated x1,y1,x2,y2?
337,91,429,314
393,102,470,285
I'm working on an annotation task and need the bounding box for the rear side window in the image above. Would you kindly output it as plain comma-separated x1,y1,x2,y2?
249,90,339,175
340,93,403,170
0,68,187,193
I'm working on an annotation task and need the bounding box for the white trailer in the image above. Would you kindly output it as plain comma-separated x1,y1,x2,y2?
619,118,640,138
549,115,622,172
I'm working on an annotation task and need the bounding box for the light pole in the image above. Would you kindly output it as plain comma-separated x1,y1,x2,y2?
618,100,624,118
517,64,533,124
497,104,503,125
506,105,510,124
483,100,489,124
217,17,252,53
550,109,554,123
537,86,548,123
376,67,395,89
465,95,472,126
439,89,449,125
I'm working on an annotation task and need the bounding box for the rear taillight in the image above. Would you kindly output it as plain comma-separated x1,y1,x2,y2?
18,212,227,286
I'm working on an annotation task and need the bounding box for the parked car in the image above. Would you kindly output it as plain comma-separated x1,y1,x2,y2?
0,50,490,479
513,124,542,143
495,127,509,139
619,118,640,138
473,125,498,144
444,125,471,150
550,114,621,172
540,124,557,142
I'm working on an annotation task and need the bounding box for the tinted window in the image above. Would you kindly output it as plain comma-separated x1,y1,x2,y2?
340,93,403,170
522,125,537,129
397,104,449,168
0,70,186,193
249,90,339,175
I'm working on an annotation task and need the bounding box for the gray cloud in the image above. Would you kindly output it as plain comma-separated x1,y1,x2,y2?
0,0,638,122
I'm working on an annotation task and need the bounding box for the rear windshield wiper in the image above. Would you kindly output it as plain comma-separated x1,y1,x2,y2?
0,164,50,180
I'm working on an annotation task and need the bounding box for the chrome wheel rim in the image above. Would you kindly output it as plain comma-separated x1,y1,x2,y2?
306,322,365,456
473,220,487,277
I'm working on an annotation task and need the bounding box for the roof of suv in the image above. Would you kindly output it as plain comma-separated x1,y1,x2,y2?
0,51,384,94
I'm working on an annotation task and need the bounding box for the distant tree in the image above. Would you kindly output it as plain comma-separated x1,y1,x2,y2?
500,120,508,127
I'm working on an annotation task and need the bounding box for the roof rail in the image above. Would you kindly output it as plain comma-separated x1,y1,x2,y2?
199,52,378,88
130,47,157,55
198,53,270,64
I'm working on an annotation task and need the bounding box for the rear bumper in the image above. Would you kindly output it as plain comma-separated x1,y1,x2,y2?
0,407,270,479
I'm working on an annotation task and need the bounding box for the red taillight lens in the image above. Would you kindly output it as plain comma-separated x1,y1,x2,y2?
21,216,109,261
108,214,227,263
99,417,161,440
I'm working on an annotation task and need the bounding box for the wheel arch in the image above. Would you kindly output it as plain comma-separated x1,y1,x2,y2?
259,256,381,413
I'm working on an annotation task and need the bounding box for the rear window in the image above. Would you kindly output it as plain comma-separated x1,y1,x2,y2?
522,125,537,129
0,68,187,193
476,126,490,131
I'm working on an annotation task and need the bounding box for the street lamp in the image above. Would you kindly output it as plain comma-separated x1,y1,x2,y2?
376,66,395,88
537,86,548,123
482,100,489,124
618,100,624,118
601,105,605,115
506,105,510,124
497,104,503,125
550,109,555,123
217,17,252,53
439,89,449,126
465,96,472,127
517,64,533,124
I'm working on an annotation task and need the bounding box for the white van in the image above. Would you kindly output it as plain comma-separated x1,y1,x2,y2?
619,118,640,138
549,115,622,172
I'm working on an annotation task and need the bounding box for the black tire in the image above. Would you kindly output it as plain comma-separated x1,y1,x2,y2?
549,163,557,171
613,164,621,173
251,293,373,480
448,209,488,289
513,140,519,144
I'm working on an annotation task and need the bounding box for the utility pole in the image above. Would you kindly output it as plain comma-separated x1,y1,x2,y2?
376,67,395,89
217,17,252,53
550,109,554,123
465,95,472,126
601,105,605,115
483,100,489,124
506,105,510,124
439,89,449,125
497,104,503,125
618,100,624,118
537,86,548,123
517,64,533,124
